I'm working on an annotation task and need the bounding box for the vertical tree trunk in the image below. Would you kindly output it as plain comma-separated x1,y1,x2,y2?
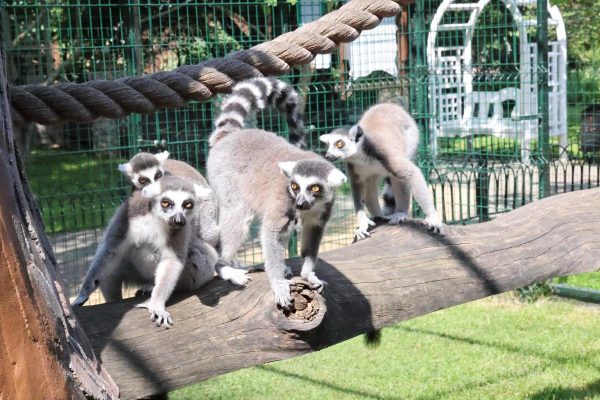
0,33,118,400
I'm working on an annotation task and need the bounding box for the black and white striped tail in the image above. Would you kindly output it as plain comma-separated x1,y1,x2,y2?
382,177,395,215
209,77,305,147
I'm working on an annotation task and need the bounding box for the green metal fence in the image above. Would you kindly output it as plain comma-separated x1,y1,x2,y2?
2,0,599,304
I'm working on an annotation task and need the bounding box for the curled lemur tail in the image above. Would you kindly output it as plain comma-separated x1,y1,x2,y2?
209,77,305,147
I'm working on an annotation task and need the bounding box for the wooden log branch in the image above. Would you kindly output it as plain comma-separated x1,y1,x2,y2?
76,187,600,399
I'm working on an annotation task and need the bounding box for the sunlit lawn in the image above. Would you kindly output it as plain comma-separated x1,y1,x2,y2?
172,295,600,400
556,273,600,291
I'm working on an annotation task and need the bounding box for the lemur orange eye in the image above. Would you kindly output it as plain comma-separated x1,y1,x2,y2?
183,201,194,209
335,140,345,149
161,200,171,209
311,185,321,193
291,182,299,191
139,177,150,185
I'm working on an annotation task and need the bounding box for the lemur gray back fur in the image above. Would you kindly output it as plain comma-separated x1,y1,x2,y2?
209,77,305,147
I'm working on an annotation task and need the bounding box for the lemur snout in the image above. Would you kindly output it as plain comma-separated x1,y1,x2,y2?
169,214,186,227
296,199,312,210
324,154,337,161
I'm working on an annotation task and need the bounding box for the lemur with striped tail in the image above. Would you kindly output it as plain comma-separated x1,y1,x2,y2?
207,77,347,309
320,103,444,241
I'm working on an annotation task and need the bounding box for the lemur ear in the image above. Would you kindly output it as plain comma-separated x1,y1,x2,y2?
155,151,170,164
194,184,212,199
141,181,161,198
118,163,133,177
278,161,297,177
327,168,347,188
319,134,332,144
349,125,364,142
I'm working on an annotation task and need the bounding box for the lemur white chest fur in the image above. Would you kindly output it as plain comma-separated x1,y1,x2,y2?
126,214,171,280
128,213,169,248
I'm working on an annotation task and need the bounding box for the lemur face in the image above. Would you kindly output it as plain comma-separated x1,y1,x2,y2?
118,151,169,190
132,166,164,189
279,160,347,211
319,126,361,161
142,176,212,228
151,189,195,229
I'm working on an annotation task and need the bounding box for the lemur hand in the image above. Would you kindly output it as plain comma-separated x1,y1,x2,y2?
272,279,293,310
136,301,173,329
301,272,327,293
423,215,444,234
71,280,96,306
385,211,408,225
218,265,251,286
355,210,376,241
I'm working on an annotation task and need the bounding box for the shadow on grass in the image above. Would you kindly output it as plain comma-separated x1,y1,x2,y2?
388,326,600,400
417,366,547,400
395,326,599,370
528,380,600,400
257,365,398,400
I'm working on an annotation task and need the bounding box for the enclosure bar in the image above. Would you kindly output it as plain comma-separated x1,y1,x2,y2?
537,0,550,197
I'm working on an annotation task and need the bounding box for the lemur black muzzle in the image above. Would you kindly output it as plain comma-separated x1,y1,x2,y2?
324,154,338,162
169,214,186,228
296,198,312,210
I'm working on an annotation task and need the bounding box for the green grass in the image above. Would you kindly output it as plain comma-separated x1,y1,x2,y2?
555,273,600,291
171,296,600,400
436,132,577,161
26,151,126,196
26,151,128,233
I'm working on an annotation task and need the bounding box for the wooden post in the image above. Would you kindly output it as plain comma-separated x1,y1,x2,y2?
0,29,118,400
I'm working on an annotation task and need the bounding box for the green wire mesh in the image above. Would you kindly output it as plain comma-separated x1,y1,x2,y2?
2,0,599,304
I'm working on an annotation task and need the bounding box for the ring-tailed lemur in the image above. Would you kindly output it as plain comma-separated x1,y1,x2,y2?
72,176,219,328
320,103,443,241
117,151,250,284
207,77,347,309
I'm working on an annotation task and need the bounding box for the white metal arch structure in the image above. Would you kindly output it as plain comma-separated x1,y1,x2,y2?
427,0,567,161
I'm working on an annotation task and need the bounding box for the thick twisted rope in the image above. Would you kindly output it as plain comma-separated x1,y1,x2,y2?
8,0,400,126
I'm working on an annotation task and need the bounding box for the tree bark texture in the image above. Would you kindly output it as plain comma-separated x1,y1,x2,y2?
0,35,118,400
76,187,600,399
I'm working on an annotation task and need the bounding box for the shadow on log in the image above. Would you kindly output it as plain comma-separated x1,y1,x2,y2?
77,187,600,399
